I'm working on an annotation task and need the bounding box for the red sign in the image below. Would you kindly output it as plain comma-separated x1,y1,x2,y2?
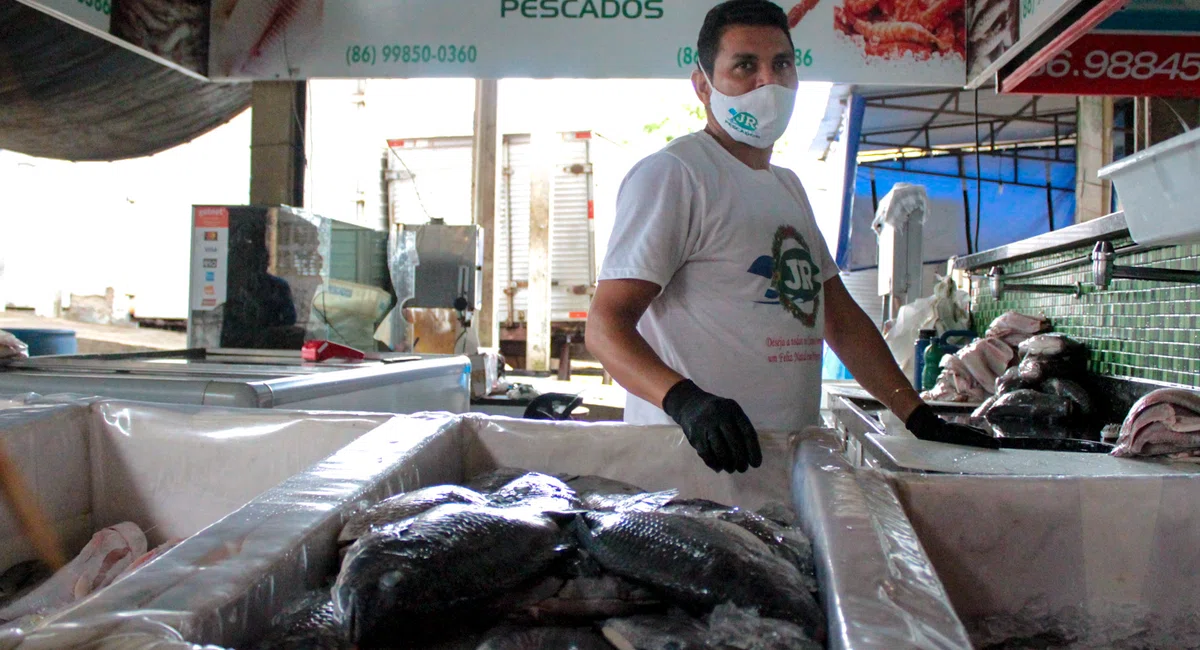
568,311,589,320
194,206,230,229
1006,32,1200,96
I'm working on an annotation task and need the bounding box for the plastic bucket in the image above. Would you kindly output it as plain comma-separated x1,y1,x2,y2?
3,328,77,356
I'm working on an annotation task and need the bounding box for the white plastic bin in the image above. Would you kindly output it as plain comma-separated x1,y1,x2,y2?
1099,128,1200,246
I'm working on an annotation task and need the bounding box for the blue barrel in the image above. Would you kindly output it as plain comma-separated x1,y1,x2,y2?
4,328,77,356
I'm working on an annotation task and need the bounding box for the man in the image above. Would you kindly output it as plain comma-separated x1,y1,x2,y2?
587,0,996,474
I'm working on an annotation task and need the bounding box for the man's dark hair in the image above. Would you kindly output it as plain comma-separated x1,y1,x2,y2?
697,0,793,76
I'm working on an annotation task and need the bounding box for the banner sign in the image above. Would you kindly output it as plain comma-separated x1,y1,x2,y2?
965,0,1083,86
208,0,966,84
16,0,210,77
1004,0,1200,96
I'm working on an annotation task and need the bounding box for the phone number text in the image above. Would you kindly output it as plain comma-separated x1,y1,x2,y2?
676,46,814,69
346,44,479,67
1030,49,1200,82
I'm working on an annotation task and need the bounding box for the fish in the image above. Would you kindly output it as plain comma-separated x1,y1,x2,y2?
488,472,582,512
660,502,816,588
512,573,664,622
565,475,646,497
1041,378,1095,417
582,491,679,514
995,366,1035,396
466,467,537,494
477,626,615,650
575,511,825,641
706,602,824,650
251,592,350,650
0,522,147,622
972,395,998,420
1112,388,1200,457
956,337,1014,394
566,475,676,512
113,538,183,583
602,613,709,650
332,504,570,644
984,311,1050,347
338,484,487,545
983,389,1074,422
755,502,799,527
1017,333,1087,360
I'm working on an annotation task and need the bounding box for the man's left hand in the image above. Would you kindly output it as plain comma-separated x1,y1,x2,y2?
905,404,1001,449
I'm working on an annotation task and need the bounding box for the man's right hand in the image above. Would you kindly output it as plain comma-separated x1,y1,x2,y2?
662,379,762,473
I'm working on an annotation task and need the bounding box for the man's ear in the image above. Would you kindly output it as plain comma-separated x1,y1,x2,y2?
691,67,710,104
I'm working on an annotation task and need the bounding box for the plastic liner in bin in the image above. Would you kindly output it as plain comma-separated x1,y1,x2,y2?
8,415,808,649
0,396,393,647
793,432,972,650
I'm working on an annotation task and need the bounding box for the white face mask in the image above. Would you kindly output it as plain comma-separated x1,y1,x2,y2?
701,67,797,149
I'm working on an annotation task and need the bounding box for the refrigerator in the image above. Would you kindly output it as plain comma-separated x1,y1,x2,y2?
0,349,469,413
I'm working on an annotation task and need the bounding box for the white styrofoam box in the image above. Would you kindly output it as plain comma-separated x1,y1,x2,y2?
1099,128,1200,246
0,401,391,571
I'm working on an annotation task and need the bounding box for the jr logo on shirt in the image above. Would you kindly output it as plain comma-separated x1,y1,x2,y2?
747,225,822,328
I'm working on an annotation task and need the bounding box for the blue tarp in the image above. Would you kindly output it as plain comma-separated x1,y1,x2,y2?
842,147,1077,271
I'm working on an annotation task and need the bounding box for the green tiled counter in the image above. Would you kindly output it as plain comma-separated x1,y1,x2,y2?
958,215,1200,388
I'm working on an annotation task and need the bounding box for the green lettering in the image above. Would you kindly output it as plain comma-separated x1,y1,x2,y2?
579,0,599,17
644,0,663,18
622,0,642,18
501,0,519,16
521,0,537,17
601,0,620,17
562,0,579,17
540,0,560,17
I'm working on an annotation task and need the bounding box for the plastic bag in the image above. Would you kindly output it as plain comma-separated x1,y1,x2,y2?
883,276,969,378
871,183,928,232
0,330,28,360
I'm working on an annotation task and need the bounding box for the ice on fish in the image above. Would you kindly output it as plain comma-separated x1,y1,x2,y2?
477,626,614,650
251,592,349,650
755,502,799,527
706,602,824,650
0,522,147,622
339,484,487,545
575,511,825,641
602,613,709,650
582,490,678,514
511,573,664,623
488,472,582,512
332,503,570,643
466,467,535,494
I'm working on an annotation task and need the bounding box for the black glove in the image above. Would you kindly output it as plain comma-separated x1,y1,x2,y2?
905,404,1001,449
662,379,763,473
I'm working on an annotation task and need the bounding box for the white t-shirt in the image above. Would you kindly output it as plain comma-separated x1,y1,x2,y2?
599,131,838,432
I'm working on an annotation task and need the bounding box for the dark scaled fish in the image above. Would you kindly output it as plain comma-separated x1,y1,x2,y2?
995,366,1036,396
489,472,582,512
575,511,825,641
251,592,350,650
566,475,677,512
477,626,615,650
1041,377,1095,417
1016,334,1089,382
465,467,534,493
565,474,646,497
706,602,823,650
755,501,800,527
984,389,1075,422
602,613,709,650
660,502,816,589
338,484,487,545
332,503,571,644
512,573,664,622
